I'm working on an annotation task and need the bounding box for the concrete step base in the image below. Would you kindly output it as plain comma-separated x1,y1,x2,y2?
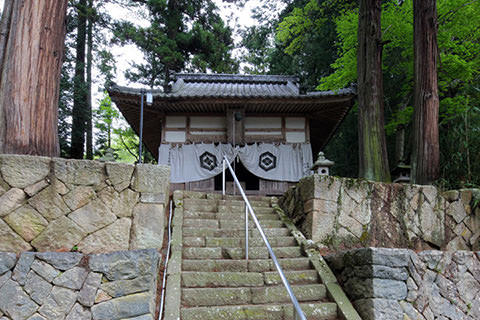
182,258,312,272
182,284,327,307
181,302,338,320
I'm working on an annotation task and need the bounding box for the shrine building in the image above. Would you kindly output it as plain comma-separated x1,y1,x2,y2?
108,73,355,195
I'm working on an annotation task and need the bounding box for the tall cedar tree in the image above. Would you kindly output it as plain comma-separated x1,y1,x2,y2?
86,0,94,159
114,0,237,90
357,0,390,181
71,0,89,159
0,0,68,156
412,0,440,184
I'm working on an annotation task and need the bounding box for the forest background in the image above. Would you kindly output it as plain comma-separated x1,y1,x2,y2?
2,0,477,190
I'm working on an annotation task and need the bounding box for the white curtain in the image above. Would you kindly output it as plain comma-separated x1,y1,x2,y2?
158,143,313,183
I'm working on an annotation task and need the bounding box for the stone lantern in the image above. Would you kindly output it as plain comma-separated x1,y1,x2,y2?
99,148,116,162
311,152,334,176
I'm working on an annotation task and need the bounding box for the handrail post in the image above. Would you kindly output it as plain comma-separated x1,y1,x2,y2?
222,159,225,196
222,156,306,320
245,205,248,261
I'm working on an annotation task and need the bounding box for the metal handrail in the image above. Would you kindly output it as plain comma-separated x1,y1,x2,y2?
222,157,306,320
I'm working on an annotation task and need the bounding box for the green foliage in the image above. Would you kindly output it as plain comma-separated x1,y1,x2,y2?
273,0,480,187
112,0,238,88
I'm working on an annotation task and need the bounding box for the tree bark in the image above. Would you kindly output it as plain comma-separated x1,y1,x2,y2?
0,0,68,156
412,0,440,185
86,0,93,160
357,0,391,182
71,0,88,159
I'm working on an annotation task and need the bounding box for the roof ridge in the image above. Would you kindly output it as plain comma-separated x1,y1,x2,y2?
174,73,300,84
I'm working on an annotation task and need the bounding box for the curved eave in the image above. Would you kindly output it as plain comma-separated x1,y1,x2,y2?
108,86,356,160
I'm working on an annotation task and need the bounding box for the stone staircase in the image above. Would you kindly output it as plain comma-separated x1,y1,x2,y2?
164,191,361,320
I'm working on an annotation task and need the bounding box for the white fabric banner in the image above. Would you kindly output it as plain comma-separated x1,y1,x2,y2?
158,143,313,183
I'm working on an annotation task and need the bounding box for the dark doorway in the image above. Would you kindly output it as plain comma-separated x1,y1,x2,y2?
215,159,259,191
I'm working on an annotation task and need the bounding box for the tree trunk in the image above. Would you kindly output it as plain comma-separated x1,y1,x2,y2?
0,0,68,156
71,0,88,159
85,0,93,160
412,0,440,185
357,0,391,181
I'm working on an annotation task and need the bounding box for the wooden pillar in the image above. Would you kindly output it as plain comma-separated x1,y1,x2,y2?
226,108,244,145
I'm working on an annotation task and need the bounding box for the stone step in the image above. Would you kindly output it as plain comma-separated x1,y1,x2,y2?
181,302,338,320
204,236,297,248
182,227,291,238
184,210,217,219
182,270,318,288
182,284,326,307
183,236,297,248
218,206,274,215
182,218,284,230
183,198,217,212
184,211,280,221
183,246,304,260
182,258,312,272
264,270,319,286
217,199,271,208
219,219,284,229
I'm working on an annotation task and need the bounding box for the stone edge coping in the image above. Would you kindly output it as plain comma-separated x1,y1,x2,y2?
163,190,184,320
273,204,362,320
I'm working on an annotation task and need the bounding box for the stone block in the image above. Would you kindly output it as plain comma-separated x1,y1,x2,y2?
106,162,135,192
24,270,53,304
78,272,102,307
28,186,70,221
442,190,459,202
52,266,88,290
0,188,26,217
35,252,83,271
313,175,342,201
89,249,159,281
0,279,39,319
309,212,335,243
140,192,166,204
0,154,50,188
353,298,403,320
4,205,48,242
38,286,77,319
30,259,60,282
130,203,165,249
63,186,96,211
98,187,139,218
68,199,116,234
0,253,16,275
447,200,467,224
0,218,32,252
100,275,152,298
131,164,170,193
77,218,131,254
24,180,49,197
53,158,105,186
31,216,87,252
91,292,152,320
419,203,444,247
65,303,91,320
353,265,408,281
13,252,35,285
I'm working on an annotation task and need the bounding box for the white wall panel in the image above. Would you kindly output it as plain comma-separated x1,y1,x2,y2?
245,117,281,129
165,131,186,142
246,131,282,136
166,116,186,128
286,131,306,143
190,131,226,136
190,116,226,129
285,117,305,129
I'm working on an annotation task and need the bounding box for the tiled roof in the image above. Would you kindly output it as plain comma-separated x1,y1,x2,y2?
110,73,355,99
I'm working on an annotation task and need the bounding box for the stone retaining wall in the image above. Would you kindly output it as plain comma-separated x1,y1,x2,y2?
325,248,480,320
280,175,479,251
0,249,160,320
0,154,170,253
